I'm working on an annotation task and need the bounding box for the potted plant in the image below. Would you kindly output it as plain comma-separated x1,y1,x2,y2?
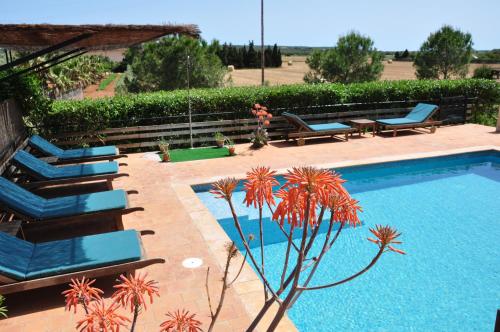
250,104,272,149
225,138,236,156
158,140,170,162
214,132,225,148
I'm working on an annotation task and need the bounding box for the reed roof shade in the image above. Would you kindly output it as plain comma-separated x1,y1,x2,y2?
0,24,201,51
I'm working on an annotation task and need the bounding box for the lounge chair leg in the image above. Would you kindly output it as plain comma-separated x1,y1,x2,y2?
107,179,113,190
297,138,305,146
345,133,349,141
393,129,397,137
430,126,437,134
115,216,124,231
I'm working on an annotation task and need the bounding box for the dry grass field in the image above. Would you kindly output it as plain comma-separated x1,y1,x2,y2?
227,56,500,86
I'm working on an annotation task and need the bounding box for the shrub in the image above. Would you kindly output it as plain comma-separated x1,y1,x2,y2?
473,66,494,79
414,26,473,79
42,79,500,135
304,32,384,83
123,36,226,93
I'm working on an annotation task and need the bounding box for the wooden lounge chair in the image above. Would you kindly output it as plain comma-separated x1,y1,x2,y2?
282,112,355,145
0,229,164,294
376,103,441,137
28,135,126,164
11,150,129,189
0,176,143,231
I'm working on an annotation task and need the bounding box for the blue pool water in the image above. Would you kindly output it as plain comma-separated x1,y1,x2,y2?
194,151,500,331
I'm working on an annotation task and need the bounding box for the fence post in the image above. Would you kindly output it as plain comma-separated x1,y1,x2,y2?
496,106,500,132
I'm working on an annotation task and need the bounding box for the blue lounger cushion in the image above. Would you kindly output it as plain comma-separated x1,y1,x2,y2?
376,103,438,126
13,150,118,180
0,233,34,280
309,123,351,131
29,135,117,159
282,112,351,132
376,118,420,125
0,230,142,280
0,177,127,220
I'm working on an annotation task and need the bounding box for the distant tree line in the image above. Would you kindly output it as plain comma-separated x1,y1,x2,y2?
212,41,282,69
393,49,412,60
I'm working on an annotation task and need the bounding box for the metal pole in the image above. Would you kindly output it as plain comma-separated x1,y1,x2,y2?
261,0,265,85
187,55,193,148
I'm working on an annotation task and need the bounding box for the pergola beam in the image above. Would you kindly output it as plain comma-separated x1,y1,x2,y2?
0,48,87,83
0,33,92,72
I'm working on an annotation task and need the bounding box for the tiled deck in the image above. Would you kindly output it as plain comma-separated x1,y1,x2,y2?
2,124,499,332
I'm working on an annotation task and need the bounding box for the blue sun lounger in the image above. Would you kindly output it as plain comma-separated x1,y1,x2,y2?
11,150,128,189
28,135,126,163
0,230,164,294
376,103,440,136
282,112,355,145
0,176,142,229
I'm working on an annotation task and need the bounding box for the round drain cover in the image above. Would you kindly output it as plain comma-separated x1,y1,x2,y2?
182,257,203,269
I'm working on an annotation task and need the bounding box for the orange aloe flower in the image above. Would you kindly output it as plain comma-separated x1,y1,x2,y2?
210,178,239,201
326,191,363,227
112,273,160,312
276,167,344,226
159,309,202,332
368,225,406,254
243,166,279,208
77,299,130,332
62,277,104,313
272,187,305,227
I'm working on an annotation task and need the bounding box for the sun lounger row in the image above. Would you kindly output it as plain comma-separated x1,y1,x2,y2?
0,138,164,294
283,103,440,145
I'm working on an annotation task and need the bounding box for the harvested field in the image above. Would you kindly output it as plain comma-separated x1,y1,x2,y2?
227,56,500,86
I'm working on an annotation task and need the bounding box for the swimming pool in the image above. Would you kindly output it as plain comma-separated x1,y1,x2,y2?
194,150,500,331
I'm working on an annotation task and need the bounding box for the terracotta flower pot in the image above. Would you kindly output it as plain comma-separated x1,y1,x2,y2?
216,139,225,148
228,147,236,156
162,153,171,162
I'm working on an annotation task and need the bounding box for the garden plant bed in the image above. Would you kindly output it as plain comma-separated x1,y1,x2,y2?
161,146,231,162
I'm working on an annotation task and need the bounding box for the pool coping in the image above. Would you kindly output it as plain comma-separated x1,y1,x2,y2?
171,145,499,332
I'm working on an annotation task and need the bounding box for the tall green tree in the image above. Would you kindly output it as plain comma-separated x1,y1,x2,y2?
414,25,473,79
124,36,225,92
304,32,384,83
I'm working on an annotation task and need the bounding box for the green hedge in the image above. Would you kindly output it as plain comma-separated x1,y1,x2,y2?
42,79,499,134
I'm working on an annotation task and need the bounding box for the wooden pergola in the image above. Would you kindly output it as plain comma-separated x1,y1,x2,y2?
0,23,200,81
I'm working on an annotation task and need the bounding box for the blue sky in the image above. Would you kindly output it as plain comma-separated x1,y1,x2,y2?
2,0,498,50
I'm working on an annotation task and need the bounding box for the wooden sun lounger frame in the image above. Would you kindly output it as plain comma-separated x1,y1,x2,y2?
26,140,127,165
0,190,144,232
9,156,129,190
376,107,442,137
283,113,356,146
0,230,165,294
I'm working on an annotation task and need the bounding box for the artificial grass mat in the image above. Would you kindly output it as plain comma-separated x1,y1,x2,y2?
160,147,231,162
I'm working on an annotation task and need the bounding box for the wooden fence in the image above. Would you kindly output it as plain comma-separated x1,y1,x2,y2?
0,99,26,173
49,97,473,150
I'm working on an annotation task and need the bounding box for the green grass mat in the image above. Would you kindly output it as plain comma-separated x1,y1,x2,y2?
161,147,231,162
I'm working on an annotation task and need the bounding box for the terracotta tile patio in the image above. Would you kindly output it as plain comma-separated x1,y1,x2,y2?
2,124,499,332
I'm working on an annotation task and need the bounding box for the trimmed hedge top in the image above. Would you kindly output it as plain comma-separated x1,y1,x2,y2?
43,79,499,133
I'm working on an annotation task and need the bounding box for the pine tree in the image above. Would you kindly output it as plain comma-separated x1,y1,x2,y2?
265,46,273,67
274,44,282,67
247,41,258,68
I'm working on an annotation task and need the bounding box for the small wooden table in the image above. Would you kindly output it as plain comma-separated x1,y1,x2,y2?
349,119,376,137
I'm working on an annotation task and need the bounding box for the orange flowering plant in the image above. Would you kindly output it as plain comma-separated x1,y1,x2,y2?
159,309,202,332
250,103,272,148
63,273,165,332
211,166,405,331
